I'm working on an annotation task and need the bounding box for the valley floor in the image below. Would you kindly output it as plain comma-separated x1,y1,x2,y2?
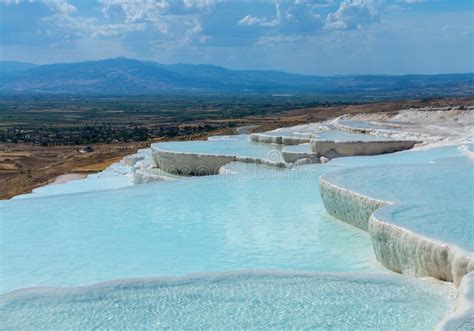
1,97,471,199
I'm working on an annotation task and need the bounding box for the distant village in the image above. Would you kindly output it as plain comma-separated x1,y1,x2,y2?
0,123,226,146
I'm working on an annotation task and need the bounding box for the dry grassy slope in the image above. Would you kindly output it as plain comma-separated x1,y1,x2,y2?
0,143,145,199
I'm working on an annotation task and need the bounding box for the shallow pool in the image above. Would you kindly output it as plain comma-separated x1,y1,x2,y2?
1,134,466,329
1,165,384,293
1,272,453,330
328,145,464,167
154,135,284,161
322,159,474,251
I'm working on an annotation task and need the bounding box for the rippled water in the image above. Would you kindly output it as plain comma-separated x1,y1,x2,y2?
323,157,474,251
1,165,385,294
1,138,464,329
1,272,454,330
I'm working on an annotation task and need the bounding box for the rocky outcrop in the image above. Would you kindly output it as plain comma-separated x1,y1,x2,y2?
311,139,418,158
152,145,289,176
319,165,473,286
249,133,311,145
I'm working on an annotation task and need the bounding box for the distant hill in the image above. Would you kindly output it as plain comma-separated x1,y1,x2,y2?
0,61,38,78
0,57,472,96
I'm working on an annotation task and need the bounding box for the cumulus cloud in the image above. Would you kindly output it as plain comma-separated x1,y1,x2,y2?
183,0,215,9
238,1,281,27
44,0,76,15
1,0,382,55
325,0,379,30
237,0,322,40
100,0,169,23
1,0,471,75
30,0,204,47
238,14,279,27
2,0,381,50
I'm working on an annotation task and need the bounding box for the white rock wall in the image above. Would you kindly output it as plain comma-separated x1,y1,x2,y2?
311,139,418,158
319,176,473,286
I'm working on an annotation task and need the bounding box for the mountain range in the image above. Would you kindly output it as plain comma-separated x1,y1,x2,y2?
1,57,473,96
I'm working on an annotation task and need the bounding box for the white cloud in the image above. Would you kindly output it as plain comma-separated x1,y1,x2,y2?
238,14,279,27
1,0,77,15
237,0,322,38
325,0,379,30
238,1,281,28
30,0,206,48
183,0,215,9
0,0,35,4
45,0,76,16
100,0,169,23
2,0,380,57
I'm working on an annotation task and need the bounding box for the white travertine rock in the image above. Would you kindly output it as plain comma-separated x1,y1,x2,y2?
459,144,474,159
319,177,388,232
319,165,474,286
282,150,319,163
292,158,313,166
151,145,289,176
249,133,311,145
369,210,473,285
152,147,236,175
319,156,329,164
311,139,418,158
133,168,181,184
437,272,474,330
121,148,151,167
336,108,474,148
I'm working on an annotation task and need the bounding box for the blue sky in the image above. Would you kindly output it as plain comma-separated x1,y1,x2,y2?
0,0,473,75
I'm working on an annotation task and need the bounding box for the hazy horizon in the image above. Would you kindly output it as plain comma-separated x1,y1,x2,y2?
1,0,473,76
2,56,474,77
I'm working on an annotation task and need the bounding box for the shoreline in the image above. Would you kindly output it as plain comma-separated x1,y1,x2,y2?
52,173,87,185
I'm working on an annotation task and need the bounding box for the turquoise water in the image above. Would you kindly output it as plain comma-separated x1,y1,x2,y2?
322,159,474,251
220,160,294,175
1,272,453,330
256,128,391,142
154,135,284,161
1,134,465,329
1,165,384,294
328,145,464,167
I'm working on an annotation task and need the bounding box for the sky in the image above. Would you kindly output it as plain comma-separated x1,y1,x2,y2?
0,0,473,75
